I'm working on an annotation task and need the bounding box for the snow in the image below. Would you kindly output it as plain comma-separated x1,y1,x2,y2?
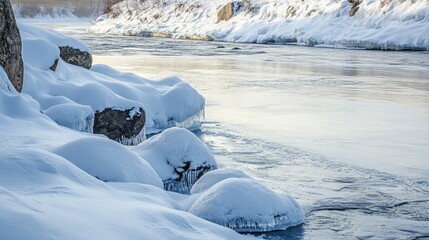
189,178,305,232
54,137,164,188
18,22,206,138
0,20,305,238
89,0,429,50
191,168,251,194
0,66,258,239
133,127,218,193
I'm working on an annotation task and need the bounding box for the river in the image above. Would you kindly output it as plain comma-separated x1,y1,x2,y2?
29,20,429,239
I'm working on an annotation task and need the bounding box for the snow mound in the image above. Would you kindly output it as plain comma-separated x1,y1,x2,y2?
133,127,217,193
54,137,163,188
189,178,305,232
90,0,429,50
44,103,94,133
191,168,251,194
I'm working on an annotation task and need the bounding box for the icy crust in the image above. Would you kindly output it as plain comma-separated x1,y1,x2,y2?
18,23,205,137
44,103,94,133
54,137,163,188
133,127,218,193
189,178,305,232
90,0,429,50
191,168,251,194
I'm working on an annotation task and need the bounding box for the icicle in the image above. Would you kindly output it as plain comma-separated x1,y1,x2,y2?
222,214,294,233
163,165,214,194
117,127,146,146
149,108,205,133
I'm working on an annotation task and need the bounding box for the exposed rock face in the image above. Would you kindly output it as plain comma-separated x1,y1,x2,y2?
93,107,146,145
217,1,243,23
0,0,24,92
59,46,92,69
348,0,362,17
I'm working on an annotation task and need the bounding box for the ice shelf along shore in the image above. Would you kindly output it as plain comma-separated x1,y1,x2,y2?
0,17,304,239
90,0,429,50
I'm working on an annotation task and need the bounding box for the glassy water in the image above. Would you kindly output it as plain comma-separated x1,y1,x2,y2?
32,20,429,239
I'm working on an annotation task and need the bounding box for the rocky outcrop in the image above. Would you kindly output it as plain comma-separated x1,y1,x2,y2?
217,1,243,23
93,107,146,145
348,0,362,17
0,0,24,92
59,46,92,69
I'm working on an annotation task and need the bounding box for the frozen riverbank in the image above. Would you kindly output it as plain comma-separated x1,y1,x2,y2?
90,0,429,50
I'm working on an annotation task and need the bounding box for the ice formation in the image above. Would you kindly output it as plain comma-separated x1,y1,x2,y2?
44,103,94,133
54,136,163,188
189,178,305,232
191,168,251,194
133,127,218,194
90,0,429,50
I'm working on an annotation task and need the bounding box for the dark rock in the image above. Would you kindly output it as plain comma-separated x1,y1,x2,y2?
163,164,215,194
49,58,59,71
59,46,92,69
217,1,243,23
348,0,362,17
93,107,146,145
0,0,24,92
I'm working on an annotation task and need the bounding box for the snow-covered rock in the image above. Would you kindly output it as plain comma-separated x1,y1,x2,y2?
133,127,217,194
18,23,206,141
90,0,429,50
54,136,163,188
191,168,251,194
189,178,305,232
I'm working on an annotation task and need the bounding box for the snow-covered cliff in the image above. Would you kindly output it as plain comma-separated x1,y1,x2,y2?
90,0,429,50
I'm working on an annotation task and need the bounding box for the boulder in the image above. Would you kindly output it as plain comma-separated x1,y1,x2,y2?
133,127,218,194
216,1,243,23
59,46,92,69
93,107,146,145
348,0,362,17
0,0,24,92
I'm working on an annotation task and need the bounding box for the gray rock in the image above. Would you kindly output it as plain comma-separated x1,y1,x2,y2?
59,46,92,69
93,107,146,145
348,0,362,17
0,0,24,92
217,1,243,23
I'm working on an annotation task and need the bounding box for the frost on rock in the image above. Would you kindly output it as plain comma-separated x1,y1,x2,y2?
191,168,251,194
189,178,305,232
43,103,94,133
133,127,217,194
54,137,163,188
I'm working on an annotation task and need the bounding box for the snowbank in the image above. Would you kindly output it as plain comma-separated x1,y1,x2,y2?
133,127,218,193
19,22,205,138
189,178,305,232
0,67,254,239
90,0,429,50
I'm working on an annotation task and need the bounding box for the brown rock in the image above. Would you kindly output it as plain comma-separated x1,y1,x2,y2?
348,0,362,17
59,46,92,69
217,1,243,23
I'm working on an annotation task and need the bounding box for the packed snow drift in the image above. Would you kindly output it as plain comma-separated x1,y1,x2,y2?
90,0,429,50
0,19,304,238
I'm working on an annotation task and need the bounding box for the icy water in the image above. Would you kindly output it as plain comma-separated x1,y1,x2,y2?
33,21,429,239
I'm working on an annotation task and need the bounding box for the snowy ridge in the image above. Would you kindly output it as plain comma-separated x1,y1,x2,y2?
90,0,429,50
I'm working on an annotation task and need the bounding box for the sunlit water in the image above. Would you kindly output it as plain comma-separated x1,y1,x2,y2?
31,20,429,239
